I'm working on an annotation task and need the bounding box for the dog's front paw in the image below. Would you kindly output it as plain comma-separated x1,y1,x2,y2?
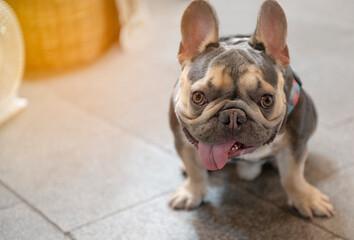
287,184,334,218
168,181,206,210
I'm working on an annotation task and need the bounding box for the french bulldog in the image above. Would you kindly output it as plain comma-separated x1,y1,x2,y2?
168,0,334,218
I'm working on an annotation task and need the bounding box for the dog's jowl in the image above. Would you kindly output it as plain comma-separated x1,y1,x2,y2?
169,0,334,218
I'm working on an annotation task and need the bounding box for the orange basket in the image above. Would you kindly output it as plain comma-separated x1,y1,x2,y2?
6,0,120,72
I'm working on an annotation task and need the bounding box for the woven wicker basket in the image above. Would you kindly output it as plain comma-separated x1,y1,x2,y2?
6,0,120,72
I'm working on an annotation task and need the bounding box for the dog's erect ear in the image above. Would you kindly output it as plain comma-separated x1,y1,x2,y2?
178,0,218,64
250,0,290,66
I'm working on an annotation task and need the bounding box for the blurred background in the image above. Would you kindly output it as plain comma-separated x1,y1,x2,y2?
0,0,354,239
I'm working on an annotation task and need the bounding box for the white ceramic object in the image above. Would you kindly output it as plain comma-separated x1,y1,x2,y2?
0,0,27,126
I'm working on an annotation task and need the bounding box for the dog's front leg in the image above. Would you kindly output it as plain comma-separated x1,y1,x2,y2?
168,134,207,210
276,146,334,218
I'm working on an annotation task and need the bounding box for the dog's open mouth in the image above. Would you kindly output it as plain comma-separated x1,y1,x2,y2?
183,128,258,170
199,140,257,170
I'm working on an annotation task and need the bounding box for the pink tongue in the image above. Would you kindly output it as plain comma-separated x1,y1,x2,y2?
198,140,237,171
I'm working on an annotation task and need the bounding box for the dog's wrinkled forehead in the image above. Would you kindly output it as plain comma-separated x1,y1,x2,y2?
187,41,278,90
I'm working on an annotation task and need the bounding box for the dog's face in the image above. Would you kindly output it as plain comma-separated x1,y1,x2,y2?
174,0,291,170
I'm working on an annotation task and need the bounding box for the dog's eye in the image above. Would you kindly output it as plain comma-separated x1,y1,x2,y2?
192,91,207,105
260,95,273,108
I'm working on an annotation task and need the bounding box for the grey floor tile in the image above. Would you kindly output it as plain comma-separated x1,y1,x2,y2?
281,0,354,32
308,124,354,172
286,24,354,77
72,181,336,240
336,120,354,132
0,184,20,209
313,166,354,239
36,58,179,155
116,89,176,153
0,130,183,232
0,82,119,163
209,0,259,36
38,46,178,111
0,204,67,240
34,49,178,150
298,54,354,126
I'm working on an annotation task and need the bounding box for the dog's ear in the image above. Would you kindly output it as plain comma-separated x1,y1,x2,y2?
250,0,290,66
178,0,219,64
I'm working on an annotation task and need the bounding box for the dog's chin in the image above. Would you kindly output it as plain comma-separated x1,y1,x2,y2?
183,127,276,171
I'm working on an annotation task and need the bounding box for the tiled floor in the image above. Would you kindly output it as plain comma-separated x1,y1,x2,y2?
1,0,354,239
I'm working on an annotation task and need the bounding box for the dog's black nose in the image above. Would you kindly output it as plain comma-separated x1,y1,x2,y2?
218,109,247,129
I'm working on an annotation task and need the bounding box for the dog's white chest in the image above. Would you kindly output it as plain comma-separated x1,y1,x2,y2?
241,133,285,162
